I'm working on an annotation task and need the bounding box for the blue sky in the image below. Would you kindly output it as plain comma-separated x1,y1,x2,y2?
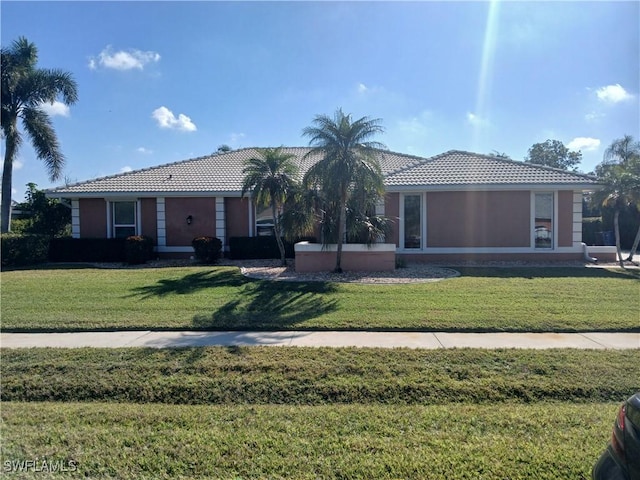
2,1,638,201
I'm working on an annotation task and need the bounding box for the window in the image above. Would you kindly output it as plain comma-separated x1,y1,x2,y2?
534,193,553,249
255,207,275,236
112,201,137,238
403,194,422,249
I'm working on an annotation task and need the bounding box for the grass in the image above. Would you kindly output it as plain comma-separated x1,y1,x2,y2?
3,347,638,404
1,265,638,332
0,401,619,479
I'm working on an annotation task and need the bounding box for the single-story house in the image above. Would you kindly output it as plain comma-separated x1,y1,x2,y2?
46,148,614,263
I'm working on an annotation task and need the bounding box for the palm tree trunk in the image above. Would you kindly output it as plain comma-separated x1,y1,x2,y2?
614,210,624,268
625,225,640,264
1,130,18,234
334,191,347,273
272,203,286,267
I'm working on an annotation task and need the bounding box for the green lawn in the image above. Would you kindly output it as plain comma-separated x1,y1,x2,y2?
1,265,638,332
3,347,638,404
2,347,637,479
0,401,618,479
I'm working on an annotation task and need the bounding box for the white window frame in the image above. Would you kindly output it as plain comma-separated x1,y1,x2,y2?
531,191,556,250
400,193,425,250
107,200,140,238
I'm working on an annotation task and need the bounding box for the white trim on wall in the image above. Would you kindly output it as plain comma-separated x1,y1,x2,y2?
572,191,583,246
71,199,80,238
216,197,226,250
156,198,166,247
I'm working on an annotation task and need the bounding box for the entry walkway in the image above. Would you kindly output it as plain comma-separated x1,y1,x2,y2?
1,330,638,350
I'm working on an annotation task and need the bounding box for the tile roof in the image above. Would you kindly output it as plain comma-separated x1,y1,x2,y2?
47,148,598,197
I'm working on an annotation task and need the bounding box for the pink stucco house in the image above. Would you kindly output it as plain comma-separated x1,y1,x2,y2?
46,148,612,263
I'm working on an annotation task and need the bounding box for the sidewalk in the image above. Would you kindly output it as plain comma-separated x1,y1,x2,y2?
1,330,638,350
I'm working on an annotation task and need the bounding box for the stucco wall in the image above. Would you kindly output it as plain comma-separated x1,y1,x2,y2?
426,191,530,248
225,197,250,239
385,192,400,246
557,191,574,247
140,198,157,243
79,198,106,237
165,197,216,246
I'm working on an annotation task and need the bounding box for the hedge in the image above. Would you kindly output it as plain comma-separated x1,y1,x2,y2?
229,236,316,260
192,236,223,263
48,238,127,263
1,234,50,267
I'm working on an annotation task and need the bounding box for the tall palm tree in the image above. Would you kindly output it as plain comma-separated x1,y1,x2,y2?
241,147,300,266
302,109,385,273
595,135,640,267
1,37,78,233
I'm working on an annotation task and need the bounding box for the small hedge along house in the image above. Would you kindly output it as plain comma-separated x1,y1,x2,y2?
46,148,613,264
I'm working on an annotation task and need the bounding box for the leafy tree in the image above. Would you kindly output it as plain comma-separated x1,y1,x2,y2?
302,108,386,273
525,139,582,171
1,37,78,233
241,147,299,266
490,150,511,159
13,182,70,236
595,135,640,266
217,144,231,153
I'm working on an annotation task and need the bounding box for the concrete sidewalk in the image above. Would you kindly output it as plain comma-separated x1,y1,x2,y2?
1,330,638,350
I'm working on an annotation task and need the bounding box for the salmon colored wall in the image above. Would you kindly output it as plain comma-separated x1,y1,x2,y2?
385,192,400,246
225,197,250,239
79,198,106,237
426,191,530,247
557,191,574,247
165,197,216,246
140,198,157,243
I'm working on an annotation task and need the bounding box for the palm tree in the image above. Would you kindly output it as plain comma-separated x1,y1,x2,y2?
1,37,78,233
241,147,300,266
302,109,385,273
595,135,640,267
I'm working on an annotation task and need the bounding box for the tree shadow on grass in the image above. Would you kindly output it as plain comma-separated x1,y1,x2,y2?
454,266,639,280
192,280,339,330
128,270,247,299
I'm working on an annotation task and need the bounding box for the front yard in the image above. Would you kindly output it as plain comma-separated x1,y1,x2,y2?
1,264,638,332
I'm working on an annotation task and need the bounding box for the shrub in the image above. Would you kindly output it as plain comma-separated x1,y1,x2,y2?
125,236,154,265
582,217,602,246
48,238,127,263
1,234,50,267
229,236,316,260
192,236,222,263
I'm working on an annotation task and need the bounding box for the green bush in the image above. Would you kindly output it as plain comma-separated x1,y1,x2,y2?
125,236,154,265
192,236,222,263
229,236,316,260
1,234,50,267
582,217,602,246
48,238,127,262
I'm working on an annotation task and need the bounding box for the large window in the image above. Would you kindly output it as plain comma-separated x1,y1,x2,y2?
255,207,275,236
534,193,553,249
403,194,422,249
112,201,137,238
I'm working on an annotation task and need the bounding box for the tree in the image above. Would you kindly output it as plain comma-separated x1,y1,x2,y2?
241,147,299,266
595,135,640,265
525,139,582,171
1,37,78,233
302,108,385,273
13,182,70,236
217,144,231,153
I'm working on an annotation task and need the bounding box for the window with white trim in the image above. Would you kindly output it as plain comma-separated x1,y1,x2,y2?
534,193,553,249
255,207,275,236
403,194,422,249
112,201,137,238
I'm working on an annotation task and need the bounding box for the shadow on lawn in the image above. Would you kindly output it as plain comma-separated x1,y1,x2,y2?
129,270,246,299
192,280,339,330
455,266,639,280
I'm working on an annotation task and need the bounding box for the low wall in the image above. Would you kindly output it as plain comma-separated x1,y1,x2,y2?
294,242,396,272
586,246,617,263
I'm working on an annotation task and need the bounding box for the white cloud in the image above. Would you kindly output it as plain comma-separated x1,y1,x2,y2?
596,84,633,103
151,106,197,132
229,132,246,146
89,46,161,71
13,159,24,170
120,166,133,173
40,101,70,117
466,112,490,127
585,111,605,122
136,147,153,155
567,137,601,152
